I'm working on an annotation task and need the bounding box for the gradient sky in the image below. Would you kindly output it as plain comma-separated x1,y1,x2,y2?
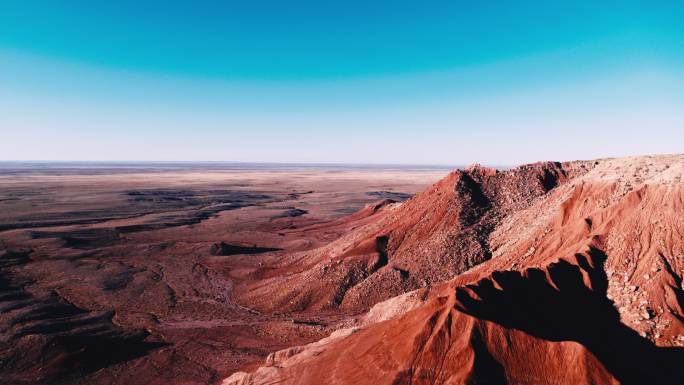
1,1,683,165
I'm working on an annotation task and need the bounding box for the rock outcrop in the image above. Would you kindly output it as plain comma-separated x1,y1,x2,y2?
226,154,684,385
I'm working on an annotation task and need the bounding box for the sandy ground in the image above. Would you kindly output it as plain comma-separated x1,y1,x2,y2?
0,163,449,385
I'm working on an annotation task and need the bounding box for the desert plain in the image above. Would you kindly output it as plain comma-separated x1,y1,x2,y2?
0,162,448,385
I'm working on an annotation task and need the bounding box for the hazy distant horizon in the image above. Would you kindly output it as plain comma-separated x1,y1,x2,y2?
0,151,679,170
0,159,466,171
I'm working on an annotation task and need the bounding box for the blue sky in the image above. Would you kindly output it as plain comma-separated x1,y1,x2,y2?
1,1,683,165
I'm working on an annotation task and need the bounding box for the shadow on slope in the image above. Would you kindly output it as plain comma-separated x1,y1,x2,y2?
455,248,684,385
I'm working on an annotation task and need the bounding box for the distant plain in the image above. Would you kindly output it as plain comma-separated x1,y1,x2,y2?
0,162,449,384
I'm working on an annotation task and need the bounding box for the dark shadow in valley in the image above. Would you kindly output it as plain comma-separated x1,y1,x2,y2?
468,326,507,385
271,207,308,219
209,241,282,256
28,201,266,250
1,189,274,233
31,228,122,249
455,248,684,385
365,191,412,201
0,249,167,385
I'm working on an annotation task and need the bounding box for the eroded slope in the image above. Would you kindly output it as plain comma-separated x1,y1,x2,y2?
227,154,684,385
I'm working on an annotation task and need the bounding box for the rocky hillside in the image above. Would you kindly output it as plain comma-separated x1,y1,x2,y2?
226,154,684,385
234,161,576,312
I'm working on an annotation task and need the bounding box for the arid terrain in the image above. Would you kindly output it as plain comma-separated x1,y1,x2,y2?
0,162,449,385
2,155,684,385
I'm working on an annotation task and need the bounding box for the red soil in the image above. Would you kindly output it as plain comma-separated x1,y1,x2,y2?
227,155,684,385
3,156,684,385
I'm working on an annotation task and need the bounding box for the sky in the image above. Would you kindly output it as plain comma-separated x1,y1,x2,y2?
1,1,683,165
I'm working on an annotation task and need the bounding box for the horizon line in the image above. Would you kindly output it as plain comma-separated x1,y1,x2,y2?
0,159,485,169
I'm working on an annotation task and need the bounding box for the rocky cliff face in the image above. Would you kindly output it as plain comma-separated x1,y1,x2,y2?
234,161,575,313
226,155,684,385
